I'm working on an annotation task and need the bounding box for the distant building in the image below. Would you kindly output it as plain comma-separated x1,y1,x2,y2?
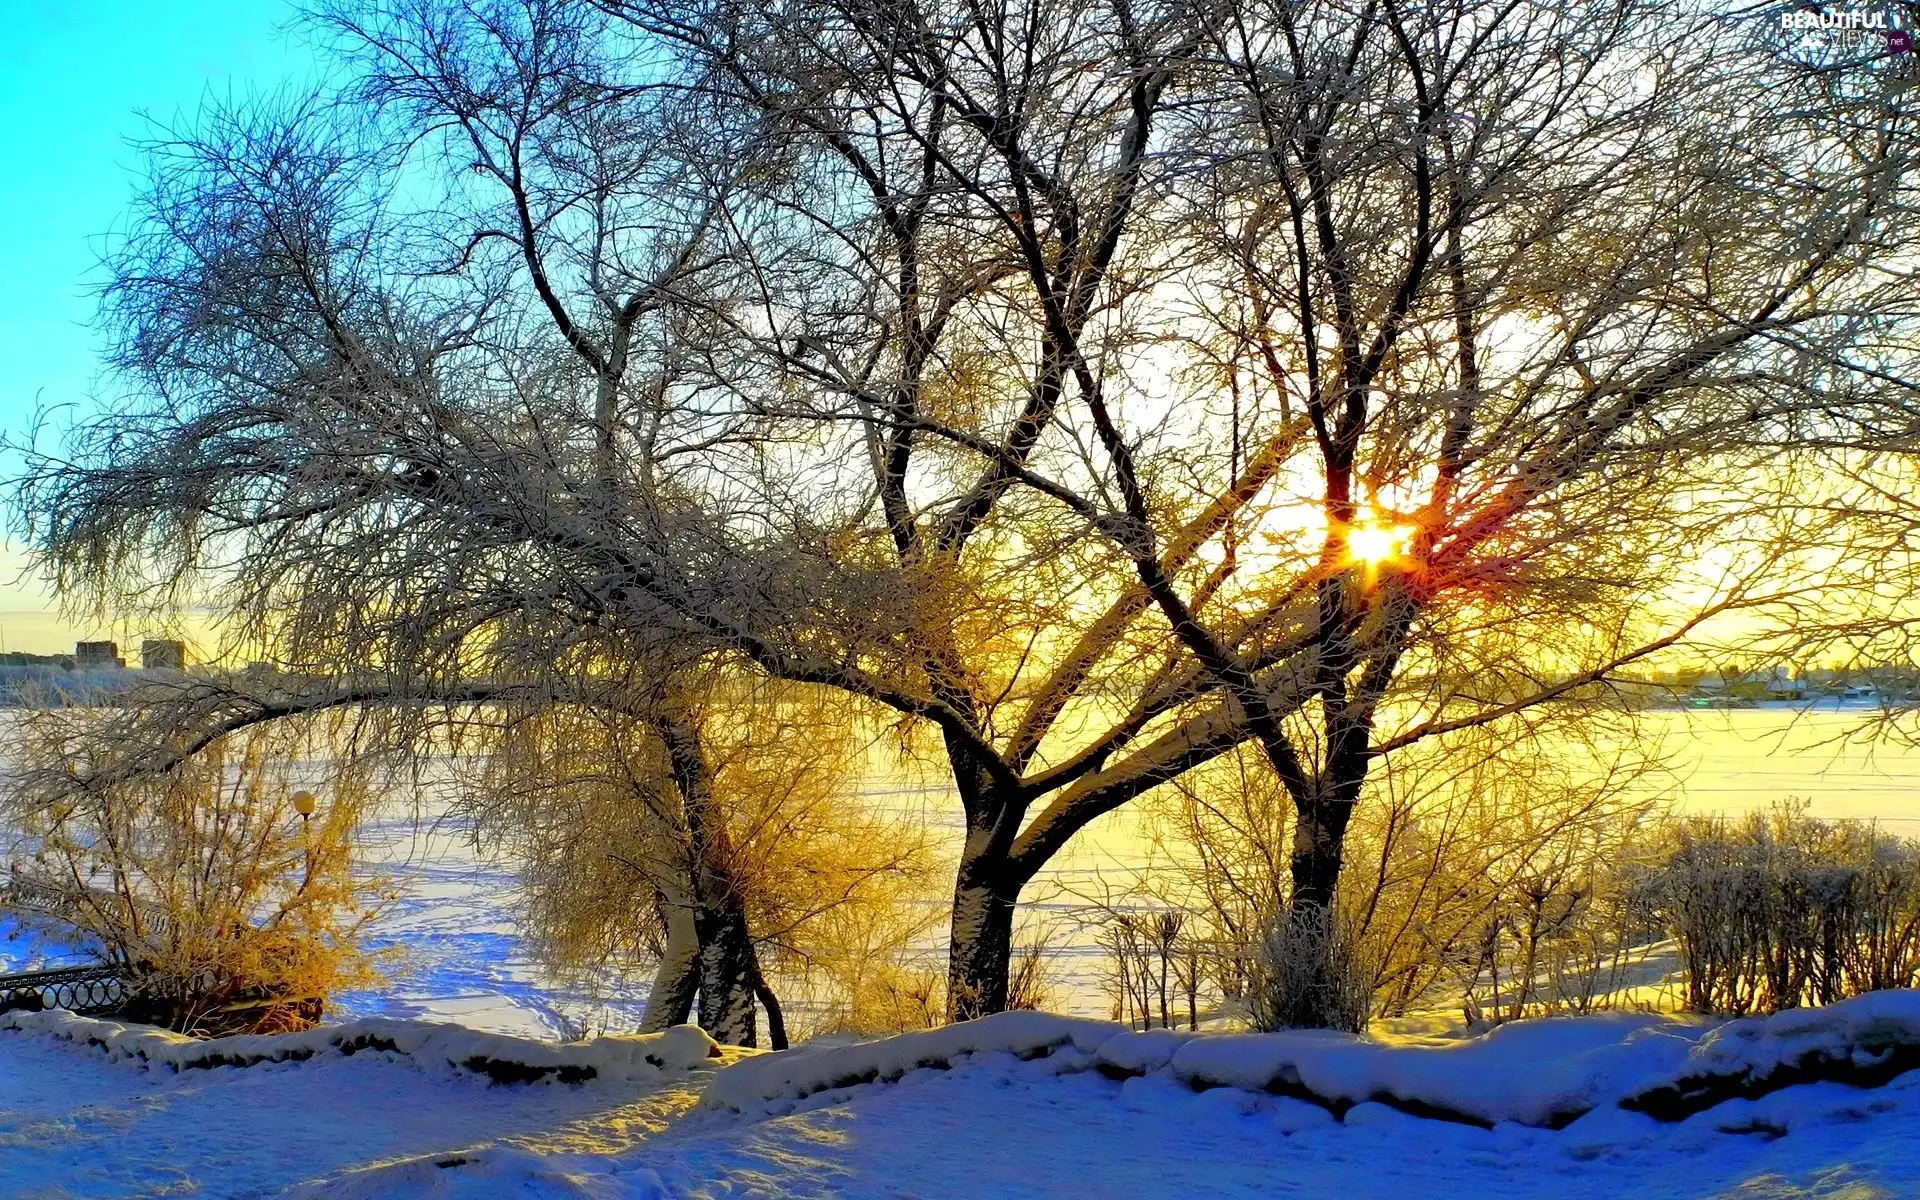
1762,667,1807,700
141,639,187,671
74,641,125,670
0,651,74,670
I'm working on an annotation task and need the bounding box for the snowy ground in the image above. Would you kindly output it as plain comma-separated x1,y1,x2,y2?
4,998,1920,1198
6,710,1920,1196
0,1026,716,1198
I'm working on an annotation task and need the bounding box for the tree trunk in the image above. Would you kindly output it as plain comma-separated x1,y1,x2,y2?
947,846,1019,1021
658,710,767,1047
695,900,759,1046
1276,794,1361,1028
1288,797,1357,918
941,732,1033,1022
750,960,789,1051
638,895,701,1032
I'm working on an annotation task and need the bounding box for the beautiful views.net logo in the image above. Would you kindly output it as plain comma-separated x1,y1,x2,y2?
1779,7,1913,53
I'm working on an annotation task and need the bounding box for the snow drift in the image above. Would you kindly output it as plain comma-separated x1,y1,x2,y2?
8,990,1919,1135
0,1008,719,1084
1622,989,1920,1120
700,1010,1121,1115
702,990,1920,1130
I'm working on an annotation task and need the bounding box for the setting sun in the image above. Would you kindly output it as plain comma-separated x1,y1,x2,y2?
1346,522,1414,566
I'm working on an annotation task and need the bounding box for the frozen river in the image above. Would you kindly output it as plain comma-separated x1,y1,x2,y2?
1637,707,1920,827
5,707,1919,1037
355,707,1920,1033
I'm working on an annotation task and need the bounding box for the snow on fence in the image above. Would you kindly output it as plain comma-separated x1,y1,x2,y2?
0,869,176,946
700,991,1920,1130
0,1009,720,1085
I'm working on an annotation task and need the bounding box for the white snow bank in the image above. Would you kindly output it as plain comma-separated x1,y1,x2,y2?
0,1008,718,1085
1670,988,1920,1079
1162,1009,1708,1127
701,1010,1121,1114
1623,988,1920,1119
702,1010,1712,1126
704,992,1920,1129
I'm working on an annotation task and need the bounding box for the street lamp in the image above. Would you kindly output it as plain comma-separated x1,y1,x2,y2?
290,791,318,894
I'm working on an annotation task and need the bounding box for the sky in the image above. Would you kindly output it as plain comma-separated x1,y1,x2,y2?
0,0,319,653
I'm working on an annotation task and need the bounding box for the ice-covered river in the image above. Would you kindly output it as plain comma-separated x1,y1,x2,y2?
6,707,1919,1036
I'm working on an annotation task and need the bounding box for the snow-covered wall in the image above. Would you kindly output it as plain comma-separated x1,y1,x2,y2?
9,990,1919,1136
0,1009,719,1085
700,991,1920,1130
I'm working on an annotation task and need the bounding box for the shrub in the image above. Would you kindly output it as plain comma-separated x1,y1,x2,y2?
1005,930,1061,1014
4,712,386,1035
1636,802,1920,1014
458,693,941,1040
1141,725,1664,1026
1450,838,1668,1027
1095,907,1201,1030
1243,905,1373,1034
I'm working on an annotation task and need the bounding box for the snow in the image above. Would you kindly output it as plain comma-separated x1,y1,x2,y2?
5,996,1920,1197
327,797,659,1039
1662,988,1920,1083
7,715,1920,1195
699,1010,1119,1115
314,1027,1920,1200
1165,1010,1713,1126
700,1007,1728,1129
0,1009,718,1083
0,1023,726,1198
695,991,1920,1133
1,912,96,975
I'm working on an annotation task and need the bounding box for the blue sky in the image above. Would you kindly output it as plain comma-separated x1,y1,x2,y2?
0,0,319,652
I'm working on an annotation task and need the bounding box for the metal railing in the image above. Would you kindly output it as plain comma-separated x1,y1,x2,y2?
0,964,132,1016
0,871,175,945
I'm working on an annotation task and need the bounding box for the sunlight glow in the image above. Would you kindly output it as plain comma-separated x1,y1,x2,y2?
1345,522,1415,566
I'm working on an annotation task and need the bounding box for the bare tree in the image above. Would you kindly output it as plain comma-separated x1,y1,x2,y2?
1139,713,1666,1016
457,678,936,1047
593,0,1919,1015
456,694,785,1046
13,0,1919,1028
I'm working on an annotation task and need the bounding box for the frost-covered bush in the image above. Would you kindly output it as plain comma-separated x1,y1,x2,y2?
1636,803,1920,1014
1243,905,1372,1033
1451,844,1667,1027
2,711,386,1035
1142,728,1663,1026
